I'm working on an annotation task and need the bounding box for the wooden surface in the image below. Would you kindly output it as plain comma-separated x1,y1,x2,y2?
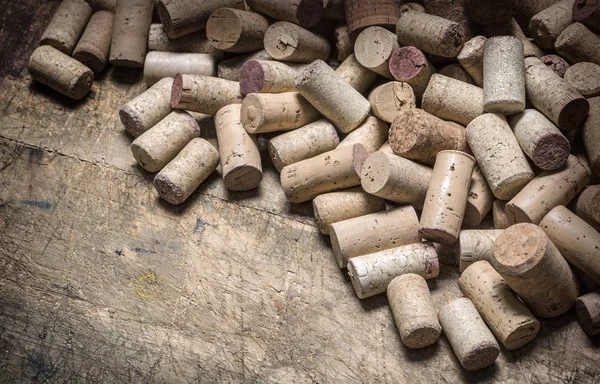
1,1,599,382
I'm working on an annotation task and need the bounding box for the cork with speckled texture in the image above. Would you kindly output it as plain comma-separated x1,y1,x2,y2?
72,11,114,73
528,0,574,50
40,0,92,55
576,292,600,336
263,22,330,63
119,77,173,138
368,82,416,123
458,230,505,272
354,26,399,79
457,36,486,87
389,46,437,97
422,74,484,126
110,0,153,67
143,52,217,86
575,185,600,230
541,54,570,77
206,8,269,53
171,74,242,115
396,11,465,58
564,62,600,97
335,53,379,94
338,116,389,154
555,22,600,65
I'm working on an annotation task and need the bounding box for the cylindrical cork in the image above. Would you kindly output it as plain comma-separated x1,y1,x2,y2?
85,0,116,11
457,36,486,87
464,166,494,227
492,223,580,318
28,45,94,101
344,0,401,36
424,0,480,40
338,116,389,154
72,11,114,73
171,74,242,115
333,25,353,62
583,97,600,177
263,22,330,63
506,155,590,224
515,0,562,34
421,74,484,127
312,187,386,235
396,11,465,58
214,104,262,191
573,0,600,33
564,63,600,98
240,60,305,95
388,47,436,98
438,298,500,371
387,274,442,349
466,114,536,200
109,0,153,67
575,186,600,230
367,82,416,123
464,0,517,25
354,26,399,79
389,108,468,166
347,242,439,298
439,64,474,85
541,54,571,77
131,111,201,172
241,92,320,134
335,54,379,94
483,18,545,58
555,23,600,65
483,36,526,114
268,119,339,172
529,0,575,50
40,0,92,55
156,0,244,39
295,59,371,134
459,261,540,350
576,292,600,336
539,205,600,284
458,230,505,272
419,150,476,244
154,138,220,205
493,200,511,229
280,144,368,204
119,77,173,137
143,52,217,86
147,24,225,58
246,0,323,28
205,8,269,53
217,50,272,81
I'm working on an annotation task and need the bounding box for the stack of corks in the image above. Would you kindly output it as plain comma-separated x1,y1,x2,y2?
29,0,600,372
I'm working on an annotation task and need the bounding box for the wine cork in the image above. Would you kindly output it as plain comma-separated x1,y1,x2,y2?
574,185,600,230
419,150,476,244
344,0,401,36
217,50,272,81
361,151,432,209
240,60,305,95
421,74,484,127
131,111,201,172
354,26,399,79
295,59,371,134
171,74,242,115
529,0,575,50
268,119,339,172
438,298,500,371
492,223,580,318
387,47,436,98
464,166,494,227
582,97,600,177
573,0,600,33
576,292,600,336
347,242,439,298
387,274,442,349
312,187,386,235
333,25,353,62
263,22,331,63
337,116,389,154
28,45,94,101
323,0,345,20
564,63,600,98
72,11,114,73
156,0,244,39
119,77,173,137
459,261,540,350
148,24,225,58
555,22,600,65
241,92,320,134
506,155,590,224
439,64,474,85
541,54,571,77
367,82,416,123
143,52,217,86
396,11,465,58
424,0,481,40
85,0,116,11
215,104,262,191
206,8,269,53
483,36,526,114
464,0,517,25
389,108,468,166
483,18,544,58
493,200,511,229
457,36,486,87
40,0,92,55
334,54,379,94
515,0,562,34
280,144,368,204
466,113,535,200
110,0,153,68
154,138,220,205
246,0,323,28
458,230,505,272
378,141,394,155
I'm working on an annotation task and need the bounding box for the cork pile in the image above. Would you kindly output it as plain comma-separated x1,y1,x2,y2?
29,0,600,372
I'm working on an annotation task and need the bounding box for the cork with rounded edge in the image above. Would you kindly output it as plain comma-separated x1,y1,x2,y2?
541,54,570,77
464,166,494,227
439,64,474,85
246,0,323,28
119,77,173,138
40,0,92,55
458,230,505,272
515,0,562,34
218,50,272,81
338,116,389,154
240,60,305,95
576,292,600,336
206,8,268,53
564,62,600,98
575,185,600,230
424,0,481,40
73,11,114,73
396,11,465,58
110,0,153,68
529,0,575,50
263,22,330,63
492,200,511,229
422,74,484,126
354,26,399,79
555,22,600,65
344,0,401,35
333,25,353,62
148,24,226,58
573,0,600,33
388,46,436,98
143,52,217,86
464,0,517,25
368,82,416,123
582,97,600,177
457,36,486,87
171,74,242,115
335,54,379,94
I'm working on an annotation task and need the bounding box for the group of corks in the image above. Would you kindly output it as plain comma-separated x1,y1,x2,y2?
29,0,600,372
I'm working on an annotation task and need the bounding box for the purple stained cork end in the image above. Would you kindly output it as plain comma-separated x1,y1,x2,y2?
389,46,427,80
154,173,186,205
532,133,571,170
171,73,184,108
240,60,266,95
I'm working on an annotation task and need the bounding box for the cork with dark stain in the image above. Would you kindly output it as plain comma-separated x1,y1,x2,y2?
424,0,481,40
464,0,517,25
541,54,570,77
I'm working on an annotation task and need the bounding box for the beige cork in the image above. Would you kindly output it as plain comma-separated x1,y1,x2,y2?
263,22,330,63
335,54,379,94
368,82,416,123
396,11,465,58
439,64,475,85
333,24,353,62
457,35,486,87
582,97,600,177
85,0,116,11
217,50,272,81
378,141,394,155
171,74,242,115
493,200,511,229
564,62,600,98
483,18,544,58
458,230,505,272
541,54,570,77
354,26,399,79
464,166,494,227
464,0,517,26
109,0,153,68
143,52,217,86
438,298,500,371
344,0,401,36
246,0,323,28
280,144,368,204
72,11,114,73
240,60,306,95
154,138,220,205
424,0,481,41
576,292,600,336
148,24,225,58
40,0,92,55
215,104,262,191
312,187,386,235
573,0,600,33
466,113,535,200
459,261,540,350
338,116,389,154
347,242,439,298
555,23,600,66
387,274,442,349
529,0,574,50
388,46,436,98
575,185,600,230
206,8,268,54
330,205,421,268
119,77,173,138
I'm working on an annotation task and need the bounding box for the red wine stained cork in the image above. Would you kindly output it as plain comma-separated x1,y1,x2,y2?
246,0,323,28
396,11,465,58
215,104,262,191
206,8,269,53
110,0,153,68
555,23,600,65
335,54,379,94
119,77,173,137
312,187,386,235
217,50,272,81
143,52,217,86
241,92,320,134
574,185,600,230
493,200,511,229
515,0,562,34
564,63,600,98
171,74,242,115
240,60,305,95
367,82,416,123
268,119,339,172
573,0,600,33
148,24,225,58
280,144,368,204
419,150,476,244
576,292,600,336
85,0,116,11
263,22,331,63
458,230,505,272
344,0,401,36
387,273,442,349
157,0,244,39
333,25,353,62
40,0,92,55
72,11,114,73
131,111,201,172
529,0,575,50
389,108,468,166
483,18,544,58
424,0,481,40
492,223,580,318
154,138,220,205
506,155,590,224
582,97,600,177
389,46,436,98
464,0,517,26
323,0,345,20
28,45,94,101
439,64,474,85
354,26,399,79
338,116,389,154
541,54,571,77
459,261,540,350
457,35,486,87
464,166,494,227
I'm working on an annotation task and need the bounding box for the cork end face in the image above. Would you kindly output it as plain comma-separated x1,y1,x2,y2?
351,144,369,177
294,59,328,88
156,1,177,39
240,95,265,134
131,142,161,173
329,226,347,268
541,55,569,78
532,133,571,171
419,228,458,245
503,320,540,350
265,23,301,61
224,165,263,191
66,67,93,100
558,97,590,132
389,110,420,156
389,46,426,81
576,295,600,336
360,152,391,195
460,341,499,371
347,260,368,299
493,171,535,200
573,0,600,22
119,105,144,137
438,22,465,58
402,324,442,349
154,173,186,205
206,9,243,51
457,36,486,62
296,0,324,28
493,223,546,273
73,50,105,74
240,60,266,95
171,74,184,108
311,198,329,235
267,140,284,173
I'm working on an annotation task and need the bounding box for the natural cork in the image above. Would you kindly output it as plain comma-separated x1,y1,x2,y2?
424,0,481,40
246,0,323,28
582,97,600,177
576,292,600,336
217,50,272,81
483,18,544,58
85,0,116,11
493,200,511,229
206,8,269,53
40,0,92,55
515,0,563,34
344,0,402,36
574,185,600,230
335,54,379,94
337,116,389,154
148,24,225,58
109,0,153,68
464,166,494,227
332,25,353,62
573,0,600,33
458,230,505,272
354,26,399,79
555,22,600,65
464,0,517,25
388,46,436,98
263,22,331,63
73,11,115,73
119,77,173,137
439,64,474,85
396,10,465,58
541,54,571,77
143,52,217,86
171,74,242,115
457,36,486,87
564,63,600,98
529,0,574,50
367,82,416,123
240,60,305,95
